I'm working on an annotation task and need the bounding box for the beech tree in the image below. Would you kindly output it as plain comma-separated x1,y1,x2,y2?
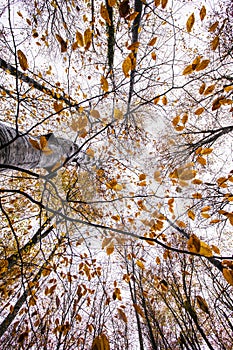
0,0,233,349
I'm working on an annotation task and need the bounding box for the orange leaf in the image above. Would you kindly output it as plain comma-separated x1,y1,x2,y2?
122,56,132,78
199,6,206,21
195,107,204,115
182,64,194,75
188,209,195,220
148,37,157,46
196,59,210,71
76,31,84,46
100,3,111,25
161,0,168,9
17,50,29,71
208,21,219,32
29,138,41,150
223,268,233,286
210,36,219,51
100,75,109,92
199,82,206,94
186,13,195,33
204,84,215,95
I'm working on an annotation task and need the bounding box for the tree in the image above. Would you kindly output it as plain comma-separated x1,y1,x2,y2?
0,0,233,348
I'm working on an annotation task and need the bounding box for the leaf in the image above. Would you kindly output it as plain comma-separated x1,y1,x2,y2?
162,96,168,105
199,241,213,257
188,209,195,220
100,3,111,25
133,304,145,318
210,36,219,51
199,6,206,20
84,28,92,49
151,52,157,60
199,82,206,94
127,41,140,50
187,234,201,253
153,97,160,105
17,50,29,71
148,37,157,46
196,295,210,314
161,0,168,9
182,114,188,124
55,34,67,52
114,108,124,120
29,138,41,150
154,0,160,6
192,56,201,69
195,59,210,71
179,169,197,180
106,242,114,255
76,31,84,46
186,13,195,33
172,115,180,126
122,56,132,78
108,0,116,6
90,109,100,119
53,101,63,113
200,148,213,155
182,64,194,75
136,260,145,269
223,268,233,286
211,244,220,255
208,21,219,32
212,96,224,110
119,0,130,18
204,84,215,95
117,308,128,323
100,75,109,92
102,237,112,249
195,107,204,115
91,333,110,350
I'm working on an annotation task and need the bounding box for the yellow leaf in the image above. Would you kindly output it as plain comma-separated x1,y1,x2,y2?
199,241,213,257
100,3,111,25
86,148,95,157
200,148,213,155
114,108,124,120
90,109,100,118
17,50,29,71
55,34,67,53
196,295,209,314
223,268,233,286
122,56,132,78
91,333,110,350
182,64,194,75
199,6,206,21
201,206,211,212
208,21,219,32
224,85,233,92
76,31,84,46
136,260,145,269
84,28,92,49
188,209,195,220
148,37,157,46
194,107,204,115
199,82,206,94
196,59,210,71
162,96,168,105
211,36,219,51
201,212,210,219
186,13,195,33
100,75,109,92
204,84,215,95
77,115,88,130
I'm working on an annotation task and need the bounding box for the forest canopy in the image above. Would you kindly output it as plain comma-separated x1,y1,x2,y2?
0,0,233,349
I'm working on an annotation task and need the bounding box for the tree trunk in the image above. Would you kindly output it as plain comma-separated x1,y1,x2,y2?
0,122,78,172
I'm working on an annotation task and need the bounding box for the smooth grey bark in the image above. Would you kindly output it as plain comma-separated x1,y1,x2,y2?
0,122,78,172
